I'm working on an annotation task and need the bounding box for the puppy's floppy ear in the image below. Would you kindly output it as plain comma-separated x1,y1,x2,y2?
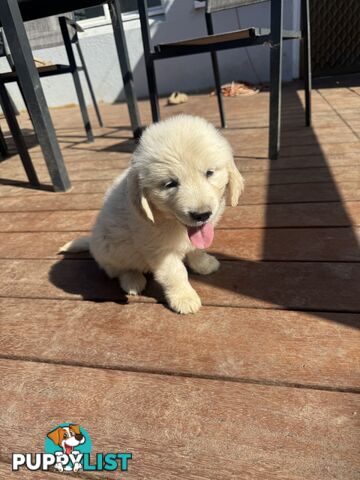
127,169,155,223
47,427,63,446
227,157,244,207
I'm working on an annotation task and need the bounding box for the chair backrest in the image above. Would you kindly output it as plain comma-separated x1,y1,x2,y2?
206,0,268,13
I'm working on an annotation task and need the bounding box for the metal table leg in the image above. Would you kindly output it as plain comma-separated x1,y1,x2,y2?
108,0,142,138
0,0,71,191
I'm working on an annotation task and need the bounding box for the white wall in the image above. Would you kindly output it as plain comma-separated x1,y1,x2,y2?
1,0,300,110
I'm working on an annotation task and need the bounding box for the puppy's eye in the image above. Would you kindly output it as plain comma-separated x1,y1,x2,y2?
164,179,179,189
206,170,215,178
63,434,68,439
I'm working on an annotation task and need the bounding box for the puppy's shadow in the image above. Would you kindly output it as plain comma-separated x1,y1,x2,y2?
49,252,360,329
49,256,164,304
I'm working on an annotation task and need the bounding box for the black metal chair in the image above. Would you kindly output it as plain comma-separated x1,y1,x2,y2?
0,15,103,144
138,0,312,159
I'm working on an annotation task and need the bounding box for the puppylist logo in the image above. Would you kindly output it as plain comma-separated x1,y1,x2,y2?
12,423,132,473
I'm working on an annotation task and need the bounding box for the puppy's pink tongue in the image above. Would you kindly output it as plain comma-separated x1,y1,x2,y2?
188,223,214,249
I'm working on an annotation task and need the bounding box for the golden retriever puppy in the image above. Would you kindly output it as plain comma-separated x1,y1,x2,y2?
61,115,244,314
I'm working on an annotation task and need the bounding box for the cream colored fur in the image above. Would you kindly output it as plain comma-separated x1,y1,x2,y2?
60,115,244,314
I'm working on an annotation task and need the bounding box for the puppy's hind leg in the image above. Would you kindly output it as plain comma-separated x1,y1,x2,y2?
186,250,220,275
59,236,90,253
119,270,147,296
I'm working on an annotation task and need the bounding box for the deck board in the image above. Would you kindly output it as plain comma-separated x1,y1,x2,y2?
3,163,357,184
0,152,358,191
0,201,358,232
0,182,359,210
0,299,359,389
0,463,64,479
0,359,359,479
0,227,359,261
0,258,359,312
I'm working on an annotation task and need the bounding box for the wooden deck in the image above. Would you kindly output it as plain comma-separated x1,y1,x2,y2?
0,81,359,479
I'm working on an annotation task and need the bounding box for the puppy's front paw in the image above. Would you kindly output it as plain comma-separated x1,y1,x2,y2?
167,286,201,314
188,252,220,275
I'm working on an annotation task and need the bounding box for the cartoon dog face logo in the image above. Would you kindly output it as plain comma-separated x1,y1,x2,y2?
47,425,85,472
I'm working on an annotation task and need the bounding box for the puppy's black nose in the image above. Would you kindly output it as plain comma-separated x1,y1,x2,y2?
189,211,212,222
75,434,84,441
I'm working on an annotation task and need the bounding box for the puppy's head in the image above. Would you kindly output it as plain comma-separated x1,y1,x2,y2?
128,115,244,244
47,425,85,453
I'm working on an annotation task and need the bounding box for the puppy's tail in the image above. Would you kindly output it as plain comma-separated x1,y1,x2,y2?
59,236,90,254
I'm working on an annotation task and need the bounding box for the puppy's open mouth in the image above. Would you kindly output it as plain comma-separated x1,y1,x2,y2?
187,223,214,249
64,444,73,455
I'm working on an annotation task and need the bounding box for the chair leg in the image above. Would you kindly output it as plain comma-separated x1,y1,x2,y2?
0,0,70,191
0,81,39,184
210,52,226,128
59,17,94,143
269,0,284,160
205,13,226,128
75,42,104,128
302,0,312,127
0,125,8,157
138,0,160,123
146,56,160,123
109,0,143,138
8,88,19,115
72,67,94,142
